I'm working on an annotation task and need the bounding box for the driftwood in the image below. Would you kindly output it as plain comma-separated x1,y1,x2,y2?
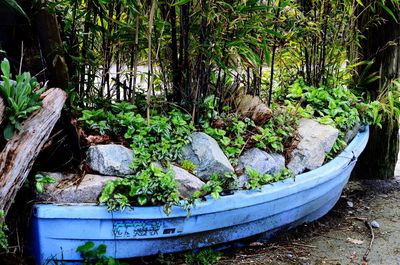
0,88,67,214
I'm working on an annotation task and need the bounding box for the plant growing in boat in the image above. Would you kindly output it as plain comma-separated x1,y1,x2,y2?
244,167,292,190
99,163,180,215
180,160,196,174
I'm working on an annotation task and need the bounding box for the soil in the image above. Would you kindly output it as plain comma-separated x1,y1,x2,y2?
217,175,400,265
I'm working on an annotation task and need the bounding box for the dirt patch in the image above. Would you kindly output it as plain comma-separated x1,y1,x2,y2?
218,179,400,265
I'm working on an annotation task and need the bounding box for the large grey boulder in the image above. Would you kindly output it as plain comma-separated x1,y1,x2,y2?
234,148,285,189
172,165,205,198
36,172,117,203
86,144,135,176
181,132,234,181
288,119,339,175
237,148,285,175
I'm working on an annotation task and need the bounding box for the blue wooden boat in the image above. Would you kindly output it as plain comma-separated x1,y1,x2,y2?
29,127,369,264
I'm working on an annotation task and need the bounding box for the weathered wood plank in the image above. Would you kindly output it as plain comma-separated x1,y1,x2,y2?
0,88,67,214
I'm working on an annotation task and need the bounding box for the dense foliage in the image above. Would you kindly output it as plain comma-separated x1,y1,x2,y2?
41,0,396,111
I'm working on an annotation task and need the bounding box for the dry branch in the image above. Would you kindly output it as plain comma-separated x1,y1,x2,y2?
0,88,67,214
0,97,5,124
0,96,4,124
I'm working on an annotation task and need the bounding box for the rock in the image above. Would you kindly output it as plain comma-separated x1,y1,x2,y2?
236,94,273,125
171,165,205,198
233,148,285,190
36,172,117,203
233,175,248,190
344,122,361,143
237,148,285,175
181,132,234,181
347,201,354,208
370,220,380,228
251,104,273,125
288,119,339,175
86,144,135,176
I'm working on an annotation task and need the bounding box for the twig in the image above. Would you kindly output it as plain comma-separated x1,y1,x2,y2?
363,220,375,262
292,242,317,248
19,41,24,75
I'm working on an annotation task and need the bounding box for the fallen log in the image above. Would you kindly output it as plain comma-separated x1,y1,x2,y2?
0,88,67,214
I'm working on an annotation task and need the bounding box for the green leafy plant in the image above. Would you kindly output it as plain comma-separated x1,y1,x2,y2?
99,163,180,215
0,58,46,140
193,172,237,201
81,104,195,214
244,167,292,190
0,211,8,251
35,173,56,193
203,114,252,164
76,242,126,265
80,105,194,170
184,248,222,265
180,160,196,174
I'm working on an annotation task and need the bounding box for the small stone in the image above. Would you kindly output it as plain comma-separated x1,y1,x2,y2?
249,242,264,247
347,201,354,208
181,132,234,181
236,94,273,125
86,144,135,176
171,165,205,198
370,220,380,228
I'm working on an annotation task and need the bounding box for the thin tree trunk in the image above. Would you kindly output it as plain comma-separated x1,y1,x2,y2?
34,10,69,90
353,4,400,179
0,88,67,215
147,0,157,126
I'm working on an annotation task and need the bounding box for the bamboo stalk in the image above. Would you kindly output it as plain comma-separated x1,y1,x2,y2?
147,0,157,126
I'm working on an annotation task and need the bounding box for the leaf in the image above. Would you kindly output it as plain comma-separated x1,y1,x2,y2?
76,241,95,253
35,182,44,193
355,0,364,7
0,0,29,21
171,0,191,6
346,237,364,245
138,195,147,205
96,244,107,256
378,2,398,23
3,124,14,140
1,58,10,78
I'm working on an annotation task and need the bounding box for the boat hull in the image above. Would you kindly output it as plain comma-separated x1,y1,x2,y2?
30,127,369,264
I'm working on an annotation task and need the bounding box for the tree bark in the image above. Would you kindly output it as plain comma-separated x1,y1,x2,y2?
0,88,67,214
353,5,400,179
34,9,69,89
